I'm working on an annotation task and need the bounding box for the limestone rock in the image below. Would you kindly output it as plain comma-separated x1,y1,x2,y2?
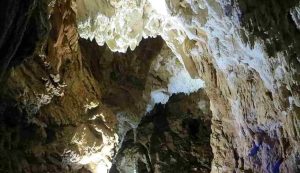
0,0,299,173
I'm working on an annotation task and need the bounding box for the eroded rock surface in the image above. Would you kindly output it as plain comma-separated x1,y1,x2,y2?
0,0,299,173
76,0,300,172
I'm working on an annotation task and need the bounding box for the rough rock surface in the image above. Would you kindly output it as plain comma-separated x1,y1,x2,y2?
0,1,209,172
111,91,212,173
76,0,300,172
0,0,299,173
1,0,116,172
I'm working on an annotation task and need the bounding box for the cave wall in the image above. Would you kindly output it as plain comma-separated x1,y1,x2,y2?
0,0,48,81
111,91,212,173
75,0,300,172
0,1,210,172
0,0,299,173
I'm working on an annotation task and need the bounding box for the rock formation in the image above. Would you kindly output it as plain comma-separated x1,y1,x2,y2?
0,0,299,173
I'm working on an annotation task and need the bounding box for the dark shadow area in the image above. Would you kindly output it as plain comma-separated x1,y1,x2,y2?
79,37,164,115
111,91,213,173
182,118,200,139
235,0,300,77
0,0,48,81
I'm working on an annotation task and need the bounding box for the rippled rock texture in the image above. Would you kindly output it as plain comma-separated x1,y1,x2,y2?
0,0,300,173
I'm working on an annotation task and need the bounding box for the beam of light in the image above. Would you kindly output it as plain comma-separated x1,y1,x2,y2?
148,0,169,16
